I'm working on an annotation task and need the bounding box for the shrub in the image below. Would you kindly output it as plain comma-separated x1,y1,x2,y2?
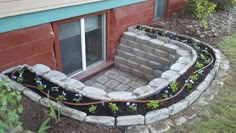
183,0,216,29
0,78,23,132
209,0,235,11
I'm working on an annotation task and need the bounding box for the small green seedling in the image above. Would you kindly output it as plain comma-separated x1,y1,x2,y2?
200,54,206,60
16,76,24,83
190,73,199,81
186,82,193,89
195,61,204,69
56,95,66,101
169,81,178,93
204,58,211,65
73,98,82,103
88,105,97,114
37,84,46,90
162,93,168,99
146,100,160,110
108,103,119,113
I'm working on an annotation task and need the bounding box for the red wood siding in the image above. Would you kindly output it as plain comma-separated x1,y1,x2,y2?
166,0,185,17
109,0,154,59
0,24,56,71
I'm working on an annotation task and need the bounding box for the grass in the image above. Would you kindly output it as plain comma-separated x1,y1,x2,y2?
169,33,236,133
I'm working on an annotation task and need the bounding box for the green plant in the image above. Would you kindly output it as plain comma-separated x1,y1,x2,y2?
195,61,204,69
48,100,60,123
186,82,193,89
88,105,97,114
162,93,168,99
37,118,50,133
56,95,66,101
200,53,206,60
146,100,160,110
209,0,235,10
36,84,47,90
191,73,199,81
168,81,178,93
108,103,119,113
0,78,23,133
126,103,137,112
183,0,216,29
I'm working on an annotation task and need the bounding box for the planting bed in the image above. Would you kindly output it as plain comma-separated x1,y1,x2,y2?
1,25,222,127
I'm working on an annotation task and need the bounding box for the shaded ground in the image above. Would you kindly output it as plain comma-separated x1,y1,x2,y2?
20,96,124,133
167,33,236,132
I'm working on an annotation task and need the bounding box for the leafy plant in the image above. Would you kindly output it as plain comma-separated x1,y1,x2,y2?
200,53,206,60
88,105,97,114
162,93,168,99
56,95,66,101
195,61,204,69
48,100,60,123
209,0,236,10
0,78,23,133
37,118,50,133
168,81,178,93
126,102,137,112
108,103,119,114
73,93,82,103
186,82,193,89
191,73,199,81
36,84,47,90
183,0,216,29
146,100,160,110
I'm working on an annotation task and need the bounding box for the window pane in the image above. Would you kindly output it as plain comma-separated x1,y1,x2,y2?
59,20,82,75
154,0,167,19
85,14,104,67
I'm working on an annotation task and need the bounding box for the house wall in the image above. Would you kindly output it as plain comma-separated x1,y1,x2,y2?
109,0,154,60
166,0,185,17
0,24,56,71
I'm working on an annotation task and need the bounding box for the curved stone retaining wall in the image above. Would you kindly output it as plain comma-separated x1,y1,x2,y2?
1,26,221,127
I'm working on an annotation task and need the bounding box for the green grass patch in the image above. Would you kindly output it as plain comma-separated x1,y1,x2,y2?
169,33,236,132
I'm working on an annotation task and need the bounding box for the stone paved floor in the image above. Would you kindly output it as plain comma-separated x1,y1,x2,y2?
83,67,149,93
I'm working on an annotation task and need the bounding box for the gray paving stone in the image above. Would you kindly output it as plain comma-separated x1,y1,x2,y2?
114,84,129,91
96,75,109,84
148,121,171,133
104,80,119,89
168,100,188,115
61,106,86,121
104,70,119,79
145,108,169,124
116,76,131,84
164,43,179,54
108,91,136,100
127,126,149,133
85,116,115,126
43,70,67,81
116,115,144,126
82,86,106,98
93,82,107,90
133,85,154,97
128,81,143,88
84,80,95,86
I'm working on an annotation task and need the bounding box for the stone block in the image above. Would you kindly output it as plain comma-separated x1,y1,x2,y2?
168,100,188,115
96,76,109,84
162,66,170,71
63,78,85,92
123,32,137,41
118,43,132,52
158,57,171,66
82,86,106,98
168,54,177,63
108,91,136,100
149,39,164,49
133,85,154,97
142,45,154,53
32,64,51,74
149,78,168,88
127,60,139,69
153,49,168,58
177,56,192,64
119,64,131,73
139,65,153,74
127,126,149,133
185,90,200,105
124,52,136,61
128,81,143,88
43,70,67,81
117,49,127,59
131,48,146,57
131,69,145,78
145,108,169,124
61,106,87,121
1,65,22,74
153,70,163,77
145,74,155,81
114,56,127,65
176,48,191,57
149,61,163,69
40,98,62,109
157,36,170,43
161,70,180,80
128,40,139,48
23,90,41,103
170,63,186,72
145,53,160,62
136,35,150,44
85,116,115,126
120,37,127,45
116,115,144,126
104,80,119,89
136,56,149,65
196,81,210,94
93,83,107,90
163,43,179,54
